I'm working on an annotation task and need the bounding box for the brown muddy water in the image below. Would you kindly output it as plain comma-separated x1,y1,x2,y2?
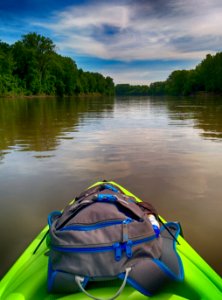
0,95,222,278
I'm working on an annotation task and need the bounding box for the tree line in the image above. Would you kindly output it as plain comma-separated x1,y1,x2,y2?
0,33,115,96
115,84,149,96
1,33,221,97
116,52,222,96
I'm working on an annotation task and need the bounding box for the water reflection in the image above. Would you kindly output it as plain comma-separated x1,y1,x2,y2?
1,96,222,162
165,95,222,141
0,96,115,160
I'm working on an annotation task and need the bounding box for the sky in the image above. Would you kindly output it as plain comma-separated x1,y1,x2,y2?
0,0,222,85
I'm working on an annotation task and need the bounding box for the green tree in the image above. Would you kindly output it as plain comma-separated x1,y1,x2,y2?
115,84,149,96
105,76,115,95
148,81,166,95
21,33,55,87
0,42,13,74
0,41,22,95
12,33,55,94
1,33,115,97
165,70,189,95
195,53,222,93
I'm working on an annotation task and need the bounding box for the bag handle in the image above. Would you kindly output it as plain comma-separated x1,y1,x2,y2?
93,194,143,221
75,267,131,300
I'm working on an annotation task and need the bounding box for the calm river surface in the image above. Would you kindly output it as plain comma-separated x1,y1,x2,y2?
0,95,222,278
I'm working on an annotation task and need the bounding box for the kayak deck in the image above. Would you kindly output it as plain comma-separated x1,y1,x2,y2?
0,181,222,300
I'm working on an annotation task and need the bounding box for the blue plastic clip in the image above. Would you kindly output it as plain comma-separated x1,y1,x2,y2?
113,242,122,261
125,240,133,258
123,218,132,225
152,225,160,238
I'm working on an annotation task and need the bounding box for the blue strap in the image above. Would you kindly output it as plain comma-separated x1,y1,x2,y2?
102,184,119,193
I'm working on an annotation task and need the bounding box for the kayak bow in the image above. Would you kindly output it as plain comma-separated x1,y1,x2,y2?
0,181,221,300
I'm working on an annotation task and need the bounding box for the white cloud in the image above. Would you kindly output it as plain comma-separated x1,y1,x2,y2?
58,3,129,30
29,0,222,84
33,0,222,62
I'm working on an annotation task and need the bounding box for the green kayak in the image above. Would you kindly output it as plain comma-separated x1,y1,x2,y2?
0,181,222,300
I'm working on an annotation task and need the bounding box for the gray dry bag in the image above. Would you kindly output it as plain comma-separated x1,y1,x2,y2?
47,183,184,298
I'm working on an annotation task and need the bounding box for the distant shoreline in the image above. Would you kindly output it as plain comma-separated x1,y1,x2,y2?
1,91,222,99
0,92,108,99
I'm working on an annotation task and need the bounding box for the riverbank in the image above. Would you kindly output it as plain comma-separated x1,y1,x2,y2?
0,92,110,99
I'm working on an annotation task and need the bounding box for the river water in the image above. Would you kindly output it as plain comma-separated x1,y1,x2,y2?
0,95,222,278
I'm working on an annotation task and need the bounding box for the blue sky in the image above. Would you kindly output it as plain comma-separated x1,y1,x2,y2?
1,0,222,84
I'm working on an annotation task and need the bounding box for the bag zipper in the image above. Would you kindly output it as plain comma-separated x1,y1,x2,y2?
60,217,133,231
51,231,157,261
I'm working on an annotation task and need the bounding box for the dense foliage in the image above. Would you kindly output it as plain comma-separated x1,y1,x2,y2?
1,33,221,97
115,84,149,96
0,33,115,96
116,52,222,96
